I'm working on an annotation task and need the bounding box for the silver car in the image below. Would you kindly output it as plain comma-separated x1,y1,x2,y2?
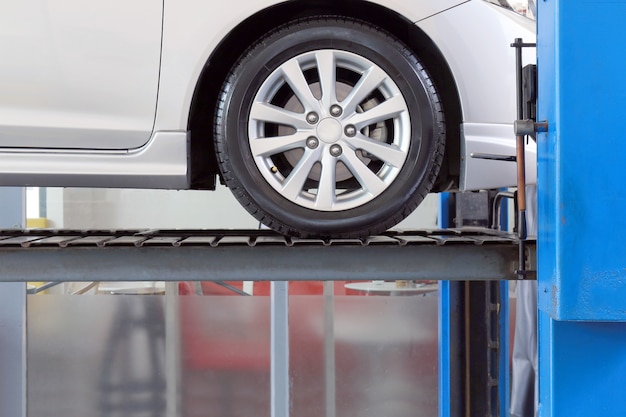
0,0,535,237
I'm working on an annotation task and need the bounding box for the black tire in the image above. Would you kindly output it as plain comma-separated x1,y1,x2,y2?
215,16,445,238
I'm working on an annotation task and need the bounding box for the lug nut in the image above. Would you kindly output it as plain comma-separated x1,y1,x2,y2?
344,125,357,137
330,145,343,157
306,112,319,124
306,136,319,149
330,104,343,117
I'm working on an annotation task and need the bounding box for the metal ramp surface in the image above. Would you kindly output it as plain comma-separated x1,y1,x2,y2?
0,228,535,282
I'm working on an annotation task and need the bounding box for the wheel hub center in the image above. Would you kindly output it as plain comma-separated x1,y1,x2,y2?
316,118,343,144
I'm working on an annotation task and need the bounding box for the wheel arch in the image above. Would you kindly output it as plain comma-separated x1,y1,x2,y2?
187,0,462,191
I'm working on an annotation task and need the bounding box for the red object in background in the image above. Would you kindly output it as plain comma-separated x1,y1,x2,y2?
178,282,440,417
178,279,354,371
178,281,359,296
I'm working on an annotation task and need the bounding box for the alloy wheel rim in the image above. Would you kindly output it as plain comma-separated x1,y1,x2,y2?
248,49,412,211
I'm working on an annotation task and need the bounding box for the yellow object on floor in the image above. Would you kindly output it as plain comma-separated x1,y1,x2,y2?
27,218,48,228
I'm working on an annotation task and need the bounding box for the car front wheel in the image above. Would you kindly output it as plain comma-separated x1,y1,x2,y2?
215,16,445,238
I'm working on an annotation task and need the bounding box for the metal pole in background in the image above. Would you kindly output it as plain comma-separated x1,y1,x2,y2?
0,187,27,417
165,282,181,417
323,281,336,417
271,281,289,417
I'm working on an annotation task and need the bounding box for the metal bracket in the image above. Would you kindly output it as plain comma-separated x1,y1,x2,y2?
511,38,538,279
514,120,548,136
470,153,516,162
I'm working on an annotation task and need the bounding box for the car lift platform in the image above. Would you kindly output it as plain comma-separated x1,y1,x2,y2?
0,228,535,282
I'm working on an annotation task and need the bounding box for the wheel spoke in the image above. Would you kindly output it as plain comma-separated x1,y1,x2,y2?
341,149,386,196
250,102,310,130
315,152,337,210
281,58,320,112
249,132,310,157
281,147,322,201
315,50,337,108
340,65,388,114
346,133,407,168
346,94,406,128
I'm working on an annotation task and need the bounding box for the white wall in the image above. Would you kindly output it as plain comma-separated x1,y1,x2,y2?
42,186,440,231
44,186,255,229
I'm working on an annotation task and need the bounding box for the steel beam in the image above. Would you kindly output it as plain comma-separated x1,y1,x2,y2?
0,241,531,282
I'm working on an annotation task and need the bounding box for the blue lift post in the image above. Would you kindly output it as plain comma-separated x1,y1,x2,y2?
438,192,510,417
438,193,453,417
537,1,626,416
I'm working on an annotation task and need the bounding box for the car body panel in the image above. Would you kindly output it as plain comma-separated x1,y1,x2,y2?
154,0,467,132
0,132,188,188
419,1,535,123
460,123,536,191
0,0,162,150
0,0,536,191
418,1,536,188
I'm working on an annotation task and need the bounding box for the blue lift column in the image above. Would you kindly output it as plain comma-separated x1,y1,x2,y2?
537,1,626,416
